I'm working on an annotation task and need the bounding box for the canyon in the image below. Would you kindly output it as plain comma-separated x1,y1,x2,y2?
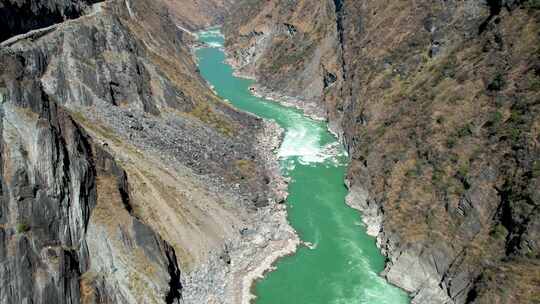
0,0,291,303
224,0,540,303
0,0,539,304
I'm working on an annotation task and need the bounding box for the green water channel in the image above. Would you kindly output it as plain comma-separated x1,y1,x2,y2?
196,28,410,304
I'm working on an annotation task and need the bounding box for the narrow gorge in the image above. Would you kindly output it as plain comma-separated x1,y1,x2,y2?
196,28,409,303
0,0,539,304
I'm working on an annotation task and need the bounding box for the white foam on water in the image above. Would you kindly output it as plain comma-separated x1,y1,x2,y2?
303,241,317,250
198,28,224,38
329,254,404,304
194,25,408,304
311,229,321,249
329,275,367,304
326,219,408,303
197,28,225,48
278,122,320,163
303,213,321,249
283,159,296,171
320,142,348,166
360,282,408,304
278,119,346,165
343,251,407,304
205,41,224,48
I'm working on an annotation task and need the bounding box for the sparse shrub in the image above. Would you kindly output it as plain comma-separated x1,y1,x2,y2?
510,108,526,124
446,135,457,148
452,179,466,196
457,123,473,137
525,0,540,9
455,162,471,191
441,56,457,79
235,159,256,180
487,73,506,91
406,161,424,178
431,167,445,188
490,224,508,240
528,73,540,91
448,95,462,105
190,104,235,136
375,126,387,138
508,127,521,141
445,124,472,148
457,163,469,178
405,168,418,177
526,250,538,259
16,223,30,233
432,54,457,83
494,96,506,108
532,160,540,178
436,116,445,124
489,111,504,125
495,107,530,142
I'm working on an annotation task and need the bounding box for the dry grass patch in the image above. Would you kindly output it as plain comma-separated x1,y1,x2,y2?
190,103,236,136
234,159,257,180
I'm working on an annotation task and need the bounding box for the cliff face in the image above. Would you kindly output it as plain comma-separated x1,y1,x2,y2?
0,0,286,303
223,0,344,121
225,1,540,303
0,0,100,42
0,49,182,303
162,0,236,31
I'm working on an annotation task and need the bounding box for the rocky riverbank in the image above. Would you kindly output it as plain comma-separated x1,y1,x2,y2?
224,46,328,121
179,117,300,304
248,84,326,121
221,4,456,300
223,1,540,303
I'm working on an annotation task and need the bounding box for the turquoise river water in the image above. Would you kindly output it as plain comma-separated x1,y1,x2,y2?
196,28,410,304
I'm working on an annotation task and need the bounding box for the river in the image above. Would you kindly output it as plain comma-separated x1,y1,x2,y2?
196,28,409,304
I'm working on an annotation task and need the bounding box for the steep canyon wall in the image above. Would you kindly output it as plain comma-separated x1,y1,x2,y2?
224,1,540,303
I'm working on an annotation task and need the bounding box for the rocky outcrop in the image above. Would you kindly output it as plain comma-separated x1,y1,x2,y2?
1,0,291,303
223,0,344,122
162,0,236,31
225,1,540,303
0,0,100,42
0,49,182,303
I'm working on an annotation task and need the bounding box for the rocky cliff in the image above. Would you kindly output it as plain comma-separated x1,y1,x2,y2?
1,0,291,303
224,1,540,303
162,0,236,31
0,0,100,42
0,45,182,303
223,0,343,121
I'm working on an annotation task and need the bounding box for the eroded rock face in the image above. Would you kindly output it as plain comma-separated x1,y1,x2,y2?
223,0,344,122
225,1,540,303
0,0,284,303
162,0,237,31
0,0,100,42
0,50,182,303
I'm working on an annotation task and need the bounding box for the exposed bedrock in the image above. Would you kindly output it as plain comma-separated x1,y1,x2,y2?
0,49,181,304
0,0,285,303
0,0,101,42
